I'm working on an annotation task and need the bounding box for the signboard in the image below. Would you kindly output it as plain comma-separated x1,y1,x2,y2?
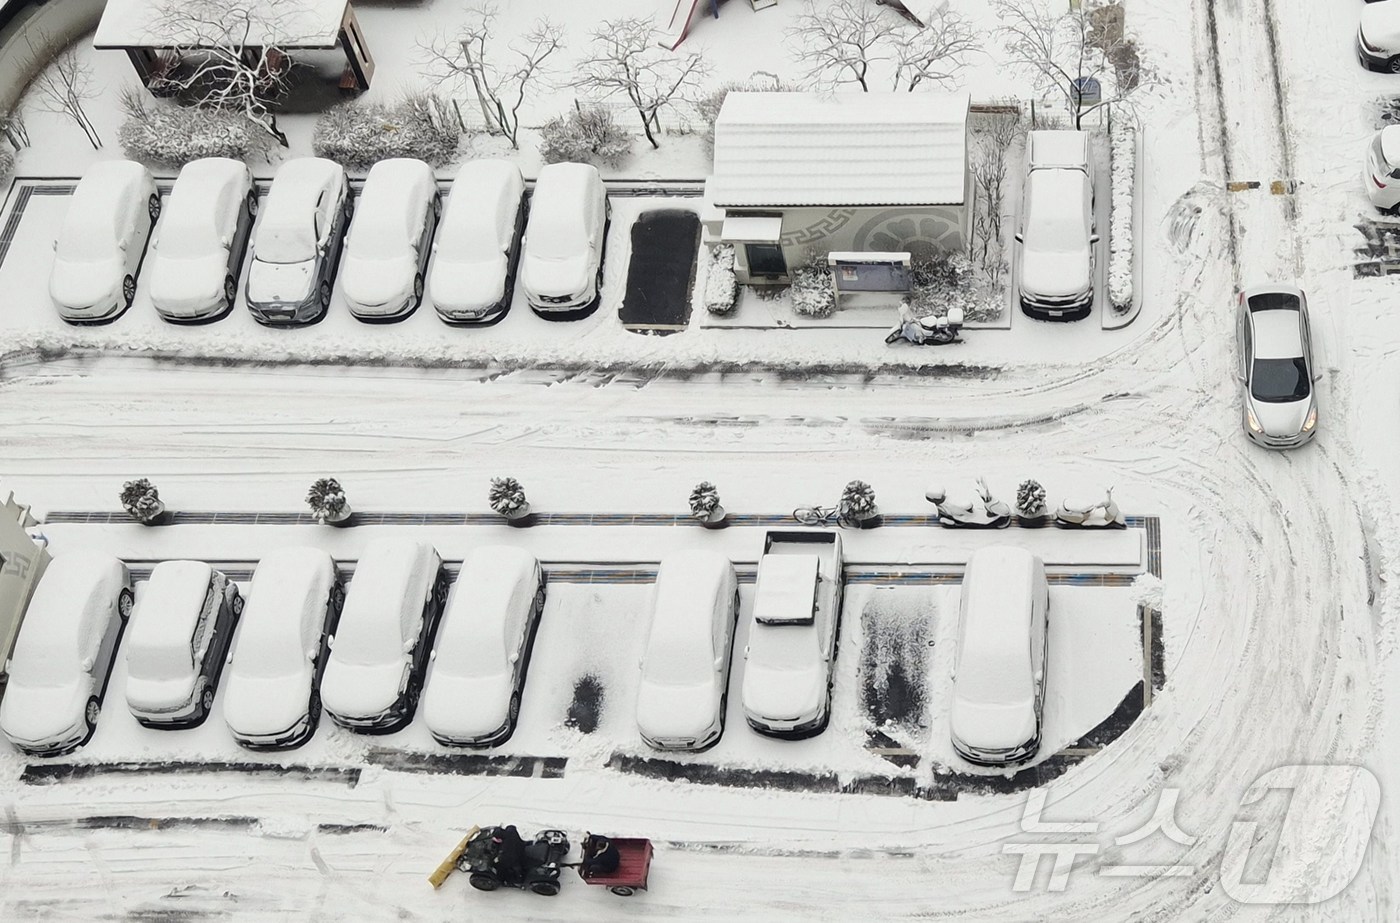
826,251,912,294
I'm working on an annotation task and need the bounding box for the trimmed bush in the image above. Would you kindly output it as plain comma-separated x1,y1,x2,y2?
313,93,461,169
539,104,632,167
704,244,738,316
790,258,834,319
119,92,269,167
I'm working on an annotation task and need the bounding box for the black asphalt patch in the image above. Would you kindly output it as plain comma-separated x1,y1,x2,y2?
21,760,361,787
619,209,700,333
364,750,566,778
566,674,605,733
4,814,259,833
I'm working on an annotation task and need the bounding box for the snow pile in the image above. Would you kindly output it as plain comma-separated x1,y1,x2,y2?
1129,572,1163,611
539,104,632,168
703,244,738,315
1108,117,1136,313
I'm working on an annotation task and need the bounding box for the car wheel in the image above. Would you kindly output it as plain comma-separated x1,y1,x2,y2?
201,685,215,716
508,691,521,724
610,886,636,897
247,190,259,216
223,274,237,308
309,691,322,724
530,880,560,897
319,280,332,309
232,593,245,618
413,272,425,307
469,874,499,892
122,274,137,308
118,587,134,622
148,193,162,222
85,696,100,731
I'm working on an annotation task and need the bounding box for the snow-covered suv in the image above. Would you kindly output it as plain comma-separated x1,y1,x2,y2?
1016,131,1097,321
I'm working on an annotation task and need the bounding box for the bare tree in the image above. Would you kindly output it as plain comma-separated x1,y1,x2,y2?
574,18,709,150
25,43,102,149
970,106,1023,284
994,0,1138,129
786,0,900,92
146,0,311,146
891,11,981,92
420,2,563,149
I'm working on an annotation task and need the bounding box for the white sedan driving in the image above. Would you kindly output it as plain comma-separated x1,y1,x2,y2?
1236,284,1320,449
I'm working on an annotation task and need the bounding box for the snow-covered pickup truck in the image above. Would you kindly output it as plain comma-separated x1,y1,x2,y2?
741,531,845,739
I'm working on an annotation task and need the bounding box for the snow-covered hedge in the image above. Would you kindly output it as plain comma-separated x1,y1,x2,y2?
909,253,1002,324
704,244,738,315
313,94,460,169
119,95,270,167
0,148,12,184
1108,118,1136,313
790,261,834,319
539,104,632,167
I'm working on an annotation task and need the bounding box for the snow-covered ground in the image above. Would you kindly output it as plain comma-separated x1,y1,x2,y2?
2,0,1400,919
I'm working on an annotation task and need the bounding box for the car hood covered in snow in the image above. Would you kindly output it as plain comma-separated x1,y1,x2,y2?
341,255,416,312
0,678,85,744
423,671,509,740
637,678,719,741
950,697,1037,752
520,253,591,299
430,256,507,315
125,673,197,713
247,259,315,305
1020,247,1092,299
149,254,227,315
321,658,402,718
742,658,824,721
50,257,122,309
223,670,310,738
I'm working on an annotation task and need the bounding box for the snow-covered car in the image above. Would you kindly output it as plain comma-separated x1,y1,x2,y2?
245,158,350,325
0,553,133,756
49,160,159,323
148,158,257,323
1016,130,1097,321
1236,285,1320,449
223,548,344,750
422,546,545,747
1359,2,1400,73
949,546,1049,766
518,162,609,316
321,538,446,731
741,531,844,738
429,159,526,325
340,158,440,322
636,550,739,751
125,560,243,729
1364,126,1400,213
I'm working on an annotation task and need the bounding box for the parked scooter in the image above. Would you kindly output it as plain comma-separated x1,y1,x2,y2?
886,305,964,346
926,477,1011,528
1055,487,1127,528
459,825,571,896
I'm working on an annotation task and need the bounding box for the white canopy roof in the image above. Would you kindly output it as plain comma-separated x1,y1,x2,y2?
707,91,970,208
95,0,349,50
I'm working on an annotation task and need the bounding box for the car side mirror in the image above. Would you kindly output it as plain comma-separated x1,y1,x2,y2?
1313,371,1322,382
1034,669,1044,683
326,635,334,649
1089,234,1101,245
81,656,94,672
118,239,128,251
401,638,415,654
306,648,318,662
1014,233,1024,243
429,649,437,662
508,652,519,664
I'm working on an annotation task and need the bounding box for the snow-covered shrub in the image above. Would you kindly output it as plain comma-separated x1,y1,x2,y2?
0,148,12,185
313,93,461,169
119,91,269,167
1015,479,1047,518
306,477,349,523
120,478,163,524
1108,117,1136,313
704,245,738,316
489,477,528,517
539,104,632,167
695,73,795,150
790,256,835,319
689,481,722,521
840,479,877,520
908,253,1002,324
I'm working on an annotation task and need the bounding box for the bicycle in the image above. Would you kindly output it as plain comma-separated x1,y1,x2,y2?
792,504,851,527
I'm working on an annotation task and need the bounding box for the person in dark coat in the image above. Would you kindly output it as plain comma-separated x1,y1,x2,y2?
490,825,527,882
582,835,620,876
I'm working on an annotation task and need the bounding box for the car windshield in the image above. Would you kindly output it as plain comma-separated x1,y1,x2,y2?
8,645,78,687
1251,358,1310,403
350,225,412,260
56,222,115,263
160,224,221,260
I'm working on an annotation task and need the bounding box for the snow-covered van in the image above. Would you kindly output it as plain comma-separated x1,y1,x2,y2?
636,550,740,751
422,546,545,747
223,547,344,749
741,531,844,738
519,162,609,315
1016,131,1097,321
125,560,243,729
0,553,132,756
950,546,1049,766
320,538,446,732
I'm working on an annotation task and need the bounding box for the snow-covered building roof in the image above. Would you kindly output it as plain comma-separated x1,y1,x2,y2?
707,92,970,208
95,0,350,50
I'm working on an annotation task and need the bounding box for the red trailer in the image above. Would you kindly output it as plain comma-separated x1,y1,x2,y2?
577,834,654,896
